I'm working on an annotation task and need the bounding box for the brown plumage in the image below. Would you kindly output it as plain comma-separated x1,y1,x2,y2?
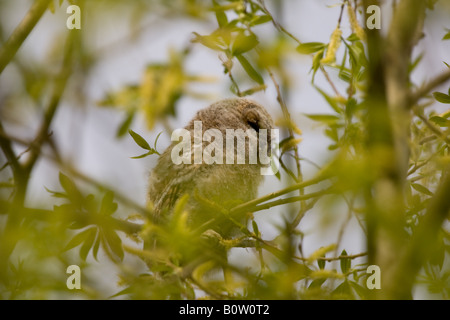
147,98,274,236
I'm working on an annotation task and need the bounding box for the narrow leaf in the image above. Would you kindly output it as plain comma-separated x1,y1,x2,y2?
430,116,450,127
64,227,96,252
103,228,124,262
250,15,272,26
305,114,340,124
443,31,450,41
232,33,259,55
433,92,450,104
339,249,351,274
59,172,82,203
92,237,101,261
153,131,163,151
213,0,228,28
317,258,326,270
79,229,97,261
411,183,433,196
116,111,135,138
332,280,354,298
236,54,264,85
131,151,153,159
191,32,224,51
311,49,324,82
100,191,117,216
129,130,151,150
315,86,341,114
296,42,326,55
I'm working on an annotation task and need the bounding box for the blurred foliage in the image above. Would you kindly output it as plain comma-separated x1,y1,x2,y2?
98,49,210,133
0,0,449,300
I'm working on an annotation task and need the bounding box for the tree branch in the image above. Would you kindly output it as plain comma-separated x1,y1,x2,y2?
410,68,450,106
24,32,76,172
0,0,51,74
229,173,330,215
389,165,450,298
249,188,333,214
0,199,143,235
0,121,22,181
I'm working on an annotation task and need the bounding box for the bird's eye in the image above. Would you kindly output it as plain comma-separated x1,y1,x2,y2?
247,120,260,132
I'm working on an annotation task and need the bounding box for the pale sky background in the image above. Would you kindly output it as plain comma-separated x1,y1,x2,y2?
0,0,449,298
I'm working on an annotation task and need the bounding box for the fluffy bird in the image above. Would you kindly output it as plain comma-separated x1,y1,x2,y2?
147,98,274,236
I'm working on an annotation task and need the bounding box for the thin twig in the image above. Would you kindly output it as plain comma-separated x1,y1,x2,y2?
0,0,51,74
334,195,355,258
410,68,450,106
229,174,329,215
407,145,446,177
257,0,301,45
320,65,343,97
250,188,334,214
338,2,346,26
0,121,22,179
415,110,450,145
24,33,76,173
317,251,367,262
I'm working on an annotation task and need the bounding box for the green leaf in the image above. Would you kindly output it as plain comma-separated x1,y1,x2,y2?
59,172,82,203
305,114,340,124
131,151,152,159
250,15,272,26
443,30,450,41
129,130,151,150
129,130,163,159
328,144,338,150
213,0,228,28
64,227,97,252
430,116,450,127
79,228,98,261
311,49,324,83
349,280,370,299
338,69,351,83
315,86,341,114
153,131,163,151
346,33,360,42
345,98,358,119
191,32,225,51
92,237,101,261
308,278,326,289
109,287,134,299
83,194,97,214
325,127,339,142
236,54,264,85
44,186,67,199
232,33,259,55
433,92,450,104
116,111,135,138
296,42,326,55
317,258,326,270
343,40,366,71
252,220,260,236
409,53,423,73
99,191,118,216
339,249,351,274
102,228,124,262
59,172,76,194
411,183,433,196
332,280,354,298
48,0,56,14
